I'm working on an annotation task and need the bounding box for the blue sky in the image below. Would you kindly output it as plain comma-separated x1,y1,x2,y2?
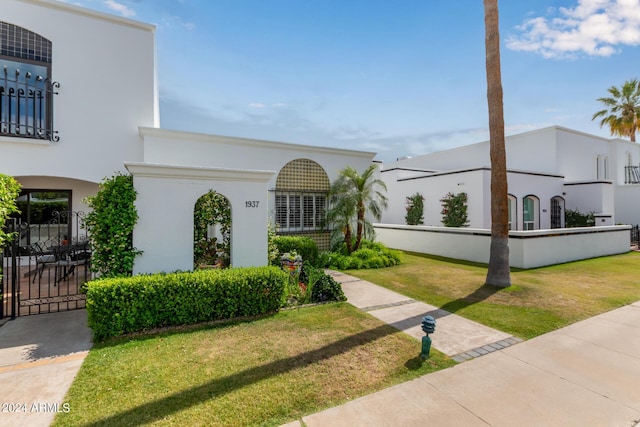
63,0,640,161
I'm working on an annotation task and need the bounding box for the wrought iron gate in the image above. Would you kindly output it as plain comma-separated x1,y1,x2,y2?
2,211,92,319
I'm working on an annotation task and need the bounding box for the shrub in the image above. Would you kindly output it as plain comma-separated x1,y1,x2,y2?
85,266,288,340
565,209,595,227
318,240,402,270
299,264,347,303
273,235,319,266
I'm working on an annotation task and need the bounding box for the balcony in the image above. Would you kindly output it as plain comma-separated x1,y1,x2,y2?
625,166,640,184
0,67,59,141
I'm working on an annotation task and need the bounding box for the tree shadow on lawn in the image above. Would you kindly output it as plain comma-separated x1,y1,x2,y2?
81,324,403,426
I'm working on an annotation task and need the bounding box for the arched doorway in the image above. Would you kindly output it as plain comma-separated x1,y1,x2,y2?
194,190,231,269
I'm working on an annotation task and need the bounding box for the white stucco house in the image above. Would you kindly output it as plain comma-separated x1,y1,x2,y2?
380,126,640,230
2,0,375,274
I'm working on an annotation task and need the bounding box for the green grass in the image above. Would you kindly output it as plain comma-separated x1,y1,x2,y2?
53,303,454,427
348,251,640,339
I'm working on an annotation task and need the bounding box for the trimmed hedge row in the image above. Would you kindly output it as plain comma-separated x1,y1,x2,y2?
85,266,288,341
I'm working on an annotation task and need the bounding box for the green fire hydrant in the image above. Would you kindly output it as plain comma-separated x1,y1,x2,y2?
420,315,436,360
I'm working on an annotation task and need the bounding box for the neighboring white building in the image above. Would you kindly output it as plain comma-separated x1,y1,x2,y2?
2,0,375,273
381,126,640,230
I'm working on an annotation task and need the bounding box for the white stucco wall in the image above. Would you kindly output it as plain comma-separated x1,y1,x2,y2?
563,182,614,219
2,0,157,184
138,127,375,186
126,163,275,274
380,168,488,228
374,224,631,268
614,185,640,225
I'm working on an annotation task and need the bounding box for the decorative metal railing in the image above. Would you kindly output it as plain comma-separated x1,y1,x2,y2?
625,166,640,184
0,66,59,141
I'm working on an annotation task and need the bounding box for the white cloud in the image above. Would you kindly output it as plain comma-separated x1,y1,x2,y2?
161,15,196,31
104,0,136,18
506,0,640,58
248,103,266,108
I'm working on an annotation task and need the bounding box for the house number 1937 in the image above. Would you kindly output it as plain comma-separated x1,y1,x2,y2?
245,201,259,208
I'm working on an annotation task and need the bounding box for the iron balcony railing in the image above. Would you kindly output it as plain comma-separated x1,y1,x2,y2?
625,166,640,184
0,66,59,141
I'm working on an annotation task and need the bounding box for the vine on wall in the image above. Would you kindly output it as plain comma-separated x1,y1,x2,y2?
405,192,425,225
440,192,469,227
83,172,141,277
0,174,21,250
194,190,231,268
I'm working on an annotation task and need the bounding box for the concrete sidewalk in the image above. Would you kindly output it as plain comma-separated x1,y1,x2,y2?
0,310,92,427
328,270,522,360
283,272,640,427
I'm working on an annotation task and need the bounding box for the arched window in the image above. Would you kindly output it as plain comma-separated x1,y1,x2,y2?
275,159,329,232
507,194,517,230
523,195,539,230
0,21,58,141
550,196,565,229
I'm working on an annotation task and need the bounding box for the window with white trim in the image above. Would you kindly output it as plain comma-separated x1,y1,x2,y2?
523,196,539,230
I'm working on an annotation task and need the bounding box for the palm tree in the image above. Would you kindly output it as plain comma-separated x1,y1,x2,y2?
324,194,356,254
484,0,511,288
592,79,640,142
327,165,388,254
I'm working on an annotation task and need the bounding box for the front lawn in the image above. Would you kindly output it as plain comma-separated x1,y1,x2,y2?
349,251,640,339
53,303,454,427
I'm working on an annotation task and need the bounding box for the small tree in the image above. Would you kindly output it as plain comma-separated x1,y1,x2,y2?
440,192,469,227
83,172,141,277
405,192,425,225
327,165,387,254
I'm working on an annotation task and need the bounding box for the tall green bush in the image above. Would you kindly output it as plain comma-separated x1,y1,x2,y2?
405,192,424,225
440,192,469,227
83,172,141,277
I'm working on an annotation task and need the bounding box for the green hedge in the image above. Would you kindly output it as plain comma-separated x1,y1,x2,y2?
318,241,402,270
85,266,288,340
273,235,319,266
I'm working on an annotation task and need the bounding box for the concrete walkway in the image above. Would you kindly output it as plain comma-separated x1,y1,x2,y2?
328,270,521,360
283,272,640,427
0,310,92,427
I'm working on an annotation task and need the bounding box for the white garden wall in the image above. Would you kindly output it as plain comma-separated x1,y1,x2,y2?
374,224,631,269
126,163,275,274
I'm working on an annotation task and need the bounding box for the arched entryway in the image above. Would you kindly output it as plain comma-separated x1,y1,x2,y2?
194,190,231,269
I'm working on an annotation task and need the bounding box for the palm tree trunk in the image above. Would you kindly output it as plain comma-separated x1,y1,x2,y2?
355,203,365,251
484,0,511,287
